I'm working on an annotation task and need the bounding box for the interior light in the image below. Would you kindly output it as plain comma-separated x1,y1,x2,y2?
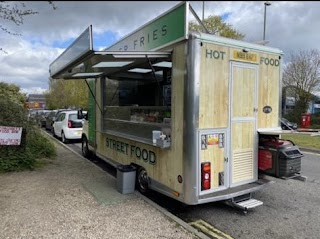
155,71,163,75
113,54,147,58
92,61,133,68
152,61,172,68
72,72,103,77
128,68,152,73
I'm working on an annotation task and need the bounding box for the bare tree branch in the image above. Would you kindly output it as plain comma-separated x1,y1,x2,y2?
283,49,320,117
189,15,245,40
0,1,57,53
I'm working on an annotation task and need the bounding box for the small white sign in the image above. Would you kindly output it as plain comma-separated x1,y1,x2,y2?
0,126,23,145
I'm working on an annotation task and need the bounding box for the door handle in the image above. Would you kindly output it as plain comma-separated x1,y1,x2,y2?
224,157,228,162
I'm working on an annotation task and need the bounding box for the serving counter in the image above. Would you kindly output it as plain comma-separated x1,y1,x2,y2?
103,106,171,148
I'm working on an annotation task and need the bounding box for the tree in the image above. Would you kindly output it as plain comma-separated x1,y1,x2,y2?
282,49,320,121
45,79,89,110
0,81,56,172
0,1,56,53
0,81,26,105
0,82,27,127
189,15,245,40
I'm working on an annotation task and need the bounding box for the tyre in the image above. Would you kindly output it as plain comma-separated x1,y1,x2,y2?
136,167,149,194
52,126,56,137
81,136,90,158
61,131,68,144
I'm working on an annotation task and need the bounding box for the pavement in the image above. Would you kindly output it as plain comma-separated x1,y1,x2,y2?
1,131,318,239
0,139,209,239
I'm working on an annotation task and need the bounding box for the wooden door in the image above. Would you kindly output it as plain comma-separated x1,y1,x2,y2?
230,62,258,186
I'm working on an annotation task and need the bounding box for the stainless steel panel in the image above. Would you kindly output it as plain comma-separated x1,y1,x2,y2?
183,33,201,204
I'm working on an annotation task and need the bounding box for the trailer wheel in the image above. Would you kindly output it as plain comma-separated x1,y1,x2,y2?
82,136,90,158
136,167,149,194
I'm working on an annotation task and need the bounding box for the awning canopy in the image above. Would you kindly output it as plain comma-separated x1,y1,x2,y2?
49,2,211,80
50,50,172,80
48,25,174,80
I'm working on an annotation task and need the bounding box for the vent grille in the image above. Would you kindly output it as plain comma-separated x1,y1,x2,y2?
232,149,253,183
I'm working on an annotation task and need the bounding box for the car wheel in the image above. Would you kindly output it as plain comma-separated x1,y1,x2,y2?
136,167,149,194
61,131,68,144
82,136,90,158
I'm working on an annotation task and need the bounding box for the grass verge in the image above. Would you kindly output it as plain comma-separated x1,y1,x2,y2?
281,133,320,150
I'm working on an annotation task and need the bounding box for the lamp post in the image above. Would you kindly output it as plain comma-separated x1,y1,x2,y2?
263,1,271,41
202,1,205,21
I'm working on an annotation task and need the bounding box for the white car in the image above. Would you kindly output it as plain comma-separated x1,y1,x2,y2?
52,110,84,143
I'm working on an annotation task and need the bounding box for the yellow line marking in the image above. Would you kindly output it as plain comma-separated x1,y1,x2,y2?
189,219,234,239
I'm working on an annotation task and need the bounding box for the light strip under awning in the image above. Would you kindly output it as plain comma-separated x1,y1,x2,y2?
93,61,133,68
112,53,170,58
128,68,152,73
72,72,103,77
152,61,172,68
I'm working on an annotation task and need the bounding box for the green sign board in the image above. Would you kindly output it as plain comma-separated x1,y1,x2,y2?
107,2,188,51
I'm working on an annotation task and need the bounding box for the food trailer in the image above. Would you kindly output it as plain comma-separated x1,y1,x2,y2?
49,2,283,210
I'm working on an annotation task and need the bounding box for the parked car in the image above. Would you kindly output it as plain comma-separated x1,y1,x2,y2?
45,109,73,132
52,110,84,143
281,117,298,130
35,110,52,127
45,110,58,132
27,109,39,119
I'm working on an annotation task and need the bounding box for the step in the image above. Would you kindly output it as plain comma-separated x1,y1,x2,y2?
235,198,263,210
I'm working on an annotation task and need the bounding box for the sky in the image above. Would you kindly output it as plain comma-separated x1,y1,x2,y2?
0,1,319,95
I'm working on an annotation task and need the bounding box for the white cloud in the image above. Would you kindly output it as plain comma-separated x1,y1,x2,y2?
1,1,320,94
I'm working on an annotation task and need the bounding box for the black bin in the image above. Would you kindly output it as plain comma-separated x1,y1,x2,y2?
258,139,303,178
